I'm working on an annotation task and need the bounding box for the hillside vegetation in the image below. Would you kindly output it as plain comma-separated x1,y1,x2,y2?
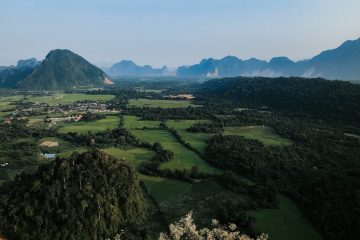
18,49,111,90
199,77,360,126
0,150,147,240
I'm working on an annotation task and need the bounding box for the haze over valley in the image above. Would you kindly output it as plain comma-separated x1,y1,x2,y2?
0,1,359,240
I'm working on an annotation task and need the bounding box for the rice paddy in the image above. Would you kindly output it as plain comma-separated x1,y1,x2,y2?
223,126,293,146
128,99,199,108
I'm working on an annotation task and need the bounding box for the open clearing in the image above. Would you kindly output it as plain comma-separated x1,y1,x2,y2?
249,194,322,240
123,115,161,129
25,93,115,105
140,175,192,203
57,116,120,134
128,99,199,108
131,129,220,174
223,126,293,146
0,111,11,119
103,147,155,167
37,137,79,156
0,102,15,111
39,141,59,147
166,120,213,154
0,95,25,102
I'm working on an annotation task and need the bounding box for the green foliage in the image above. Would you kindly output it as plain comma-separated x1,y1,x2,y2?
128,99,199,108
25,93,115,105
200,77,360,126
131,129,219,174
140,175,192,203
166,120,214,154
18,49,110,90
249,194,322,240
58,116,120,134
123,115,161,129
0,150,147,240
204,113,360,240
223,126,293,146
103,147,155,168
159,180,253,232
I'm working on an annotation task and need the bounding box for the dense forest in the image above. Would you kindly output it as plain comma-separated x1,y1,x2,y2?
204,111,360,240
0,150,147,240
198,77,360,126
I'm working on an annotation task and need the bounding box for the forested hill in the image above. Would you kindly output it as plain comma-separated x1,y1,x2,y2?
0,150,147,240
198,77,360,126
18,49,113,90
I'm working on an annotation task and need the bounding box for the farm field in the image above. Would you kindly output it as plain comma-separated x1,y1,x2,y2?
25,93,115,105
166,119,213,154
123,115,161,129
38,137,75,152
131,129,220,174
140,175,192,203
223,126,293,146
26,115,48,127
57,115,120,134
0,111,11,119
249,194,322,240
0,102,15,111
128,98,199,108
102,147,155,167
0,95,25,102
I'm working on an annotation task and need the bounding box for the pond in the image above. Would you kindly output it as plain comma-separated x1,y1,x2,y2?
40,153,56,159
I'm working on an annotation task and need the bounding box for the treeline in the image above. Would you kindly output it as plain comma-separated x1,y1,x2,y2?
126,106,212,121
187,122,223,133
199,77,360,127
80,112,106,122
61,128,139,148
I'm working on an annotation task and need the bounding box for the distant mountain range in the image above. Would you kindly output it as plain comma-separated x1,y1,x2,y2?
0,38,359,89
0,58,40,88
177,38,360,80
0,49,112,89
107,60,168,76
104,38,360,80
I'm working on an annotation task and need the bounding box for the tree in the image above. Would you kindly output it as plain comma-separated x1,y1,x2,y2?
159,212,268,240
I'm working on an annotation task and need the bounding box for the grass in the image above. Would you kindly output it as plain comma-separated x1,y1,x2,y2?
249,194,322,240
159,180,250,226
167,120,213,154
24,93,115,105
131,129,220,174
0,111,11,119
223,126,293,146
123,115,161,129
57,116,120,134
128,99,199,108
140,175,192,203
0,95,25,102
102,147,155,167
0,102,15,111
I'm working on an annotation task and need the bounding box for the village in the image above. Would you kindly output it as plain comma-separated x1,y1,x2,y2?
2,101,120,125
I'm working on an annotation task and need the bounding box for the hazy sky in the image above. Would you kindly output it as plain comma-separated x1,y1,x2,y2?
1,0,360,67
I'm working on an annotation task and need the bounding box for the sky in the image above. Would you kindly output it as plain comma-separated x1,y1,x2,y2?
1,0,360,68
